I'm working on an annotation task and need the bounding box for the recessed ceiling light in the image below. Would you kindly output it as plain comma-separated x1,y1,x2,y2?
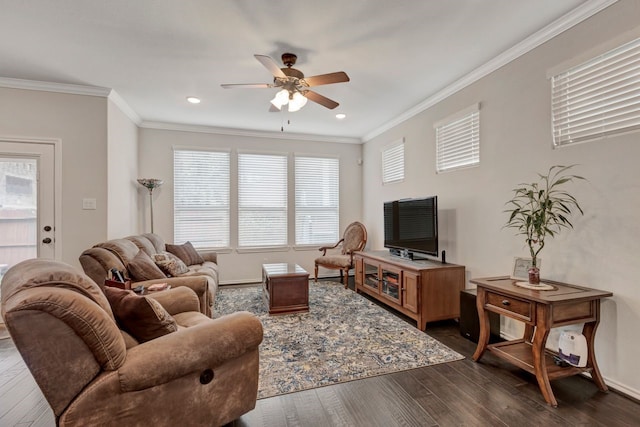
336,113,346,119
186,96,201,104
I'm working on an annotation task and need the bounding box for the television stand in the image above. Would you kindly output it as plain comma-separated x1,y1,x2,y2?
354,250,465,330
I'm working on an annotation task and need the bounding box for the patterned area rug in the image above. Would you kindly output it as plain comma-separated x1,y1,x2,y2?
214,281,464,399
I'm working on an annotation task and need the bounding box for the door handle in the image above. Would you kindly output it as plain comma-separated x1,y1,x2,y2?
42,237,52,244
44,225,52,232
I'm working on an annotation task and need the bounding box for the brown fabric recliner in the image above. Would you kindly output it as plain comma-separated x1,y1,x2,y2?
314,221,367,288
1,259,263,427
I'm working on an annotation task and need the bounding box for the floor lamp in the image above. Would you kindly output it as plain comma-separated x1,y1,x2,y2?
137,178,164,233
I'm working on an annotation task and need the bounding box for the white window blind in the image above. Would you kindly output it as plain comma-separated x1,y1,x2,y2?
174,149,230,248
435,106,480,173
382,140,404,184
552,37,640,147
295,156,339,245
238,153,287,247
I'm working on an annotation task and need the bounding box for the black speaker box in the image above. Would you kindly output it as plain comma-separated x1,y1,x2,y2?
459,289,501,343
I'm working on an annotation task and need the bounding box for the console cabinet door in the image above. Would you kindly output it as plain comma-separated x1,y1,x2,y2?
362,260,380,293
403,271,419,313
355,258,364,287
380,263,402,305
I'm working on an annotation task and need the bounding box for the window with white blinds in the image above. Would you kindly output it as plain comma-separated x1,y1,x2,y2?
238,153,288,247
173,149,230,248
551,37,640,147
382,139,404,184
295,155,339,245
435,105,480,173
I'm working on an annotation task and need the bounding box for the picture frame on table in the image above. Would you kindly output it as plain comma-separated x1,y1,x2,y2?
511,257,541,281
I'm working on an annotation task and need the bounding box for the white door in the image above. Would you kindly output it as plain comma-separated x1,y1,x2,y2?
0,139,57,282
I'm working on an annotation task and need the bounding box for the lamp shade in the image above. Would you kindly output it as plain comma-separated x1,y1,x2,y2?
288,92,308,112
270,89,289,110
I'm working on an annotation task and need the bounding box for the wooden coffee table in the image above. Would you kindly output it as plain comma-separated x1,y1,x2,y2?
262,263,309,315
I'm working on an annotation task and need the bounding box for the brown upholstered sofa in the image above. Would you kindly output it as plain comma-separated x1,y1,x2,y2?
1,259,263,426
80,233,217,316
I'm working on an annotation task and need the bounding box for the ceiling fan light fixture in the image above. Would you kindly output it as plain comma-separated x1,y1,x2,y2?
288,91,308,112
270,89,289,109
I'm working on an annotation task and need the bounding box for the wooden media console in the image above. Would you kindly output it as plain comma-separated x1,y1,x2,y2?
354,250,465,330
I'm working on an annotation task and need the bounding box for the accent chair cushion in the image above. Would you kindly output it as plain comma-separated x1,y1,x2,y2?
153,251,190,276
103,287,177,342
127,250,166,281
315,254,352,269
166,241,205,266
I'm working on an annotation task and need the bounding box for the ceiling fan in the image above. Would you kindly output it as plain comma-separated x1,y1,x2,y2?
221,53,350,111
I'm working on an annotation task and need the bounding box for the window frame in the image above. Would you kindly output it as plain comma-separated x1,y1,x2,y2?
550,36,640,147
294,154,340,247
173,148,231,250
381,138,405,185
434,104,480,174
237,151,288,249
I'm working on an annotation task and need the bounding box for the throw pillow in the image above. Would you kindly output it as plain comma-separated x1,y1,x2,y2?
153,251,189,277
166,241,205,266
103,287,177,342
127,250,166,281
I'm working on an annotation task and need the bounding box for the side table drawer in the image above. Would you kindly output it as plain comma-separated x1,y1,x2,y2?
485,291,533,322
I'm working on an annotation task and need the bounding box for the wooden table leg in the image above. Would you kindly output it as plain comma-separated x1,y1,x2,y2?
582,300,608,392
523,324,535,343
532,306,557,407
472,288,489,361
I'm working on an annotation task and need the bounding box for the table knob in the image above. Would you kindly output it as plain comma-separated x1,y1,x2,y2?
502,299,511,306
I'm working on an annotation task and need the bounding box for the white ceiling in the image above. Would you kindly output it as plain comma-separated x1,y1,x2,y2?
1,0,608,141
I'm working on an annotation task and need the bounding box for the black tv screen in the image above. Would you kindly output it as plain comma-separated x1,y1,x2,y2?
384,196,438,257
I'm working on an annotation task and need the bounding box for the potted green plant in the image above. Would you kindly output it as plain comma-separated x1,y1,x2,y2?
505,165,585,284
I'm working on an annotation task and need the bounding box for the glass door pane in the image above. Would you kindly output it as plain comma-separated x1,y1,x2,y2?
380,266,401,303
363,261,379,292
0,157,38,283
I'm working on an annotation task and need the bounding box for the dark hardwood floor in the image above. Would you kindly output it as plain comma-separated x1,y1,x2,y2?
1,279,638,426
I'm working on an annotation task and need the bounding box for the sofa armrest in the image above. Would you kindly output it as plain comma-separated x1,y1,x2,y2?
198,250,217,264
146,286,200,315
133,276,209,296
118,311,263,392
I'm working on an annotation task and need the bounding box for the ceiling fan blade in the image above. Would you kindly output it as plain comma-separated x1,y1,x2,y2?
302,72,350,87
255,54,286,78
269,104,281,112
304,90,339,109
221,83,273,89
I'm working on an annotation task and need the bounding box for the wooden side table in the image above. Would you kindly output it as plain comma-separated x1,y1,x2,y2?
471,276,612,407
262,263,309,315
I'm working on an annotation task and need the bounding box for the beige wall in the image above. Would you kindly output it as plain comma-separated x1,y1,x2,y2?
0,87,108,266
362,0,640,399
138,127,363,284
107,99,139,238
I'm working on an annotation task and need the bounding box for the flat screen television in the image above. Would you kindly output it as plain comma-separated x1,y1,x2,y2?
384,196,438,258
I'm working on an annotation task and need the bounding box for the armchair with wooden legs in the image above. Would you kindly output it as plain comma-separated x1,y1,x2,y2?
314,221,367,288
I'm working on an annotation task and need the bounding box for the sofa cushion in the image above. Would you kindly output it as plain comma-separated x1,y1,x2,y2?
126,235,157,257
104,287,177,342
128,250,166,281
96,239,140,265
166,241,205,266
153,252,189,276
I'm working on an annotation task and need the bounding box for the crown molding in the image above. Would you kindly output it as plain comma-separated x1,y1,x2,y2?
139,120,362,144
107,90,142,125
362,0,618,142
0,76,111,97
